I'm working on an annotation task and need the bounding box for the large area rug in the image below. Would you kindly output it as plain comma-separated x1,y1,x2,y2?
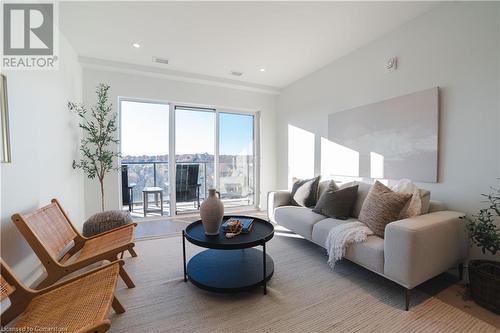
110,233,499,332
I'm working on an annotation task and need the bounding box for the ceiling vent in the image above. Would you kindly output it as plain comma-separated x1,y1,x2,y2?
230,70,243,77
152,56,169,65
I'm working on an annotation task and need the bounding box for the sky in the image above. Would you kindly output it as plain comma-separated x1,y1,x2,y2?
121,101,253,157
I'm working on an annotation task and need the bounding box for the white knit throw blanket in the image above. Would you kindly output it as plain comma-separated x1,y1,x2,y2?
325,222,373,268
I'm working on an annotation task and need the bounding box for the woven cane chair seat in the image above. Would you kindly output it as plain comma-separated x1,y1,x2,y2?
14,264,119,331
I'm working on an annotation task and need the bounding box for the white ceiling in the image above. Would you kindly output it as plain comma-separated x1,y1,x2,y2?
60,2,436,89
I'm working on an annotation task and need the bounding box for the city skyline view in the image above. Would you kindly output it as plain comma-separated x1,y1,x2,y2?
121,101,254,158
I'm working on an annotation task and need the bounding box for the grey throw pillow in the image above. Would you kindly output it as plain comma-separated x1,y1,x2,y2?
313,182,358,220
290,176,321,207
358,181,412,238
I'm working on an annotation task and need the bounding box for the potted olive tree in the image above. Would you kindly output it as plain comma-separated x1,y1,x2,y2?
465,184,500,314
68,84,119,212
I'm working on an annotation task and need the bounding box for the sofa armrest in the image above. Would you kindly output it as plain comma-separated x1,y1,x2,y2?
384,211,467,289
267,191,291,222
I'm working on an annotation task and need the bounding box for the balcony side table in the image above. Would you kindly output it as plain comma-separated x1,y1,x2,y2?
142,187,163,216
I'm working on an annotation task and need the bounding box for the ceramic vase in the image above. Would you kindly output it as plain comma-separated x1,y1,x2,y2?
200,189,224,235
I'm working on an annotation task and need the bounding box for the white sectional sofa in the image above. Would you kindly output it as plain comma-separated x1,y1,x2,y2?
267,181,467,310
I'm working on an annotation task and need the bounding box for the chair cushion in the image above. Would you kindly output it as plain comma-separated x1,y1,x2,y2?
312,218,385,274
274,206,326,240
83,210,133,237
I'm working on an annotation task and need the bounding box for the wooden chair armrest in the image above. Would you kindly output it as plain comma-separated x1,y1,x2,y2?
76,320,112,333
34,260,124,295
61,249,129,269
83,223,137,240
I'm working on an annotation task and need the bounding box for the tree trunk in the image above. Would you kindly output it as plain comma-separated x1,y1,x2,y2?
99,177,105,212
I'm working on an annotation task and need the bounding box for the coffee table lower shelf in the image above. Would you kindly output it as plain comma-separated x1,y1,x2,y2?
186,248,274,293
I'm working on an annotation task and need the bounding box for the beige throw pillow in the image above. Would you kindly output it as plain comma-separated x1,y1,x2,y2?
358,181,412,238
391,179,431,219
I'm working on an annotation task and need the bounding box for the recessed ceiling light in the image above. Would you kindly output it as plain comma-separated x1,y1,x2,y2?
260,68,266,72
132,42,141,48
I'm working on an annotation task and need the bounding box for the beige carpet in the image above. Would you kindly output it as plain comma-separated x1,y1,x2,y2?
110,233,499,333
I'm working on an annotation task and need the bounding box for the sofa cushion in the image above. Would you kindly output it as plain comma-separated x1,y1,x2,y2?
345,236,385,274
340,181,372,217
312,218,384,274
291,176,321,207
274,206,326,240
313,183,358,220
359,181,412,238
311,217,358,247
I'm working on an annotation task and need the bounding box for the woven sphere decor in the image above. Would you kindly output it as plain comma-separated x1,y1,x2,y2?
83,210,133,237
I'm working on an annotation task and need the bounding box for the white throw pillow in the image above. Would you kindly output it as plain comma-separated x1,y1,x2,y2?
391,179,430,219
293,179,315,206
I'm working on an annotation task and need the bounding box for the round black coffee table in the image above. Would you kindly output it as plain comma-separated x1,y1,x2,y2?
182,215,274,294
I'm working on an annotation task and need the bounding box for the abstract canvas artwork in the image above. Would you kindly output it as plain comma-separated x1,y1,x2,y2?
327,87,438,183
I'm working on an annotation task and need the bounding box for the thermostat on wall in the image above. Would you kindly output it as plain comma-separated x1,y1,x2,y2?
386,57,398,71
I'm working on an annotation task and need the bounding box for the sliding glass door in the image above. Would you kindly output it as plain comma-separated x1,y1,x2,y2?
175,106,215,213
120,99,257,217
219,112,255,207
120,100,170,216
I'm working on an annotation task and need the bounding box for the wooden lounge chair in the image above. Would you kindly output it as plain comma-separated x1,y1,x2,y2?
11,198,137,289
1,259,125,332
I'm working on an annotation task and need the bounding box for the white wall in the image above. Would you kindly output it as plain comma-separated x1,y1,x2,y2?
0,35,84,284
277,3,500,260
81,66,277,217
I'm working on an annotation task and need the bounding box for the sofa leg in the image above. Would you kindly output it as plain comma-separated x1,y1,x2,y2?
405,288,410,311
458,263,464,281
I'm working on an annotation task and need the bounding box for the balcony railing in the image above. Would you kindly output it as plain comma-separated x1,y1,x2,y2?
122,160,254,207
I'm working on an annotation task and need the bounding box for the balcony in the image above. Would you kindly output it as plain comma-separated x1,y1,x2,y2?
122,161,254,218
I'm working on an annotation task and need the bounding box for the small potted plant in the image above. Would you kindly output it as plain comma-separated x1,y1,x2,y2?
464,184,500,314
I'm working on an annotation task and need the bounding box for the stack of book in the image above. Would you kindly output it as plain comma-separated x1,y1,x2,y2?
221,217,254,234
